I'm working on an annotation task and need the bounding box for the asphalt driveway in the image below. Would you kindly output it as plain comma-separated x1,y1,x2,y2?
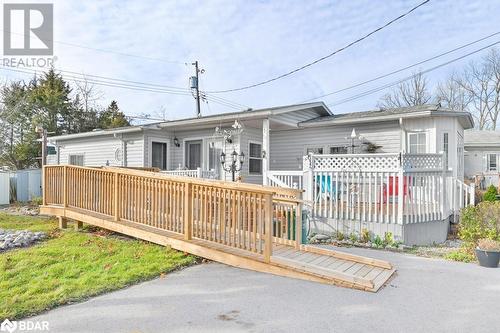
29,247,500,333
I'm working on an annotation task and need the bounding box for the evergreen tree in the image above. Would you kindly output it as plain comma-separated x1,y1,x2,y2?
98,100,129,129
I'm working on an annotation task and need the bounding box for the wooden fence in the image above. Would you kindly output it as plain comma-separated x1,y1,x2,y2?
43,165,303,262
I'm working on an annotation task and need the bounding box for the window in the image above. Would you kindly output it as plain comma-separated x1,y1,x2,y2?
488,153,497,171
151,142,167,170
408,132,427,154
249,142,262,174
306,147,324,154
329,146,348,154
69,154,84,166
185,140,202,169
443,133,449,169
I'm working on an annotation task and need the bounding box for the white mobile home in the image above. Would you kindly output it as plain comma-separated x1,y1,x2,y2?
47,103,475,245
464,129,500,188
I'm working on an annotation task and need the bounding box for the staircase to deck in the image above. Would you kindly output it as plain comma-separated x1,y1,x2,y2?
41,165,395,292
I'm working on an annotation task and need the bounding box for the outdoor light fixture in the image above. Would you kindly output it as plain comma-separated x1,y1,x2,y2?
173,137,180,147
221,149,244,181
346,128,364,154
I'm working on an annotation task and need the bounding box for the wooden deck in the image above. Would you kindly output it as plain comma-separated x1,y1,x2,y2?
41,165,395,292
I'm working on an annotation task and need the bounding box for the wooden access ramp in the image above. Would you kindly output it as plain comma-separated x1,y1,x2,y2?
41,165,395,292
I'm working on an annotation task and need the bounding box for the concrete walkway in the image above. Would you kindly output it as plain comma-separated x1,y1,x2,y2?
30,247,500,333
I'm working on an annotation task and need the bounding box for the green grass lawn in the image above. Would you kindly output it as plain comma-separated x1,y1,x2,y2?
0,212,197,320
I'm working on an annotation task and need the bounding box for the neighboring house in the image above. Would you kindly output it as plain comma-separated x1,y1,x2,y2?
464,129,500,188
47,102,475,245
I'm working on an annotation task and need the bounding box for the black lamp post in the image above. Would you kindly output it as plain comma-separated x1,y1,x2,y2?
221,150,245,181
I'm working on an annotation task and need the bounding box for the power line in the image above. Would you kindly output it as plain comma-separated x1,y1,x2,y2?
206,0,431,93
0,65,247,111
327,40,500,107
0,28,186,65
300,31,500,103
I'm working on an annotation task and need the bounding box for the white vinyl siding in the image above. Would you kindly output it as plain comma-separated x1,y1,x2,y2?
270,121,401,170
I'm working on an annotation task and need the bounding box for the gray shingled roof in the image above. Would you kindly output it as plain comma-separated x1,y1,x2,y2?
465,129,500,147
300,104,449,124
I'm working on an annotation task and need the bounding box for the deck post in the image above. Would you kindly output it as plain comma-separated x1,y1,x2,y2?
63,165,68,208
295,192,303,249
196,167,202,178
42,165,47,206
397,165,404,224
263,192,273,262
58,216,67,229
113,172,120,222
184,182,192,240
262,118,270,186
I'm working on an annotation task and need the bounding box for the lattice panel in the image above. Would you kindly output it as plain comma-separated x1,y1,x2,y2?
307,154,401,172
402,154,443,171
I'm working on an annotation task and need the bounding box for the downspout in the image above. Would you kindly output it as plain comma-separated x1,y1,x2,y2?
399,117,406,153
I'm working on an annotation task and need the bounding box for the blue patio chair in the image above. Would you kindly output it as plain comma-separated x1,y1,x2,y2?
315,175,338,201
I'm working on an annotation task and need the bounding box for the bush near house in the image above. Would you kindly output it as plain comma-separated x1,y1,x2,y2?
482,185,498,202
0,213,197,319
447,202,500,262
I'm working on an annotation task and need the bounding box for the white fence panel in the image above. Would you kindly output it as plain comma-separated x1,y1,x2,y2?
0,172,10,205
16,169,42,202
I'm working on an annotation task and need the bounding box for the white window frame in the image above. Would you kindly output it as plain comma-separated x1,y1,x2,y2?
407,132,427,154
487,153,498,172
328,145,348,154
248,141,263,175
68,154,84,166
147,137,169,170
304,146,324,155
442,132,449,169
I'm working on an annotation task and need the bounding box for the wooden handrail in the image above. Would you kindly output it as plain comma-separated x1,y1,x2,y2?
43,165,310,259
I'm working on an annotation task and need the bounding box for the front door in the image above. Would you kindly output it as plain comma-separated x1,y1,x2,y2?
185,140,202,170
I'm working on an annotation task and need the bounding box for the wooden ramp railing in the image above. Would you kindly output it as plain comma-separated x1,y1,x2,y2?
41,165,394,292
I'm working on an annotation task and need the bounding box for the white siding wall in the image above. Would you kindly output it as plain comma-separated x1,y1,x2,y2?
57,135,123,166
270,121,402,171
49,132,144,167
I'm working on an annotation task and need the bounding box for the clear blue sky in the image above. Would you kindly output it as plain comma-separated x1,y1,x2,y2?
2,0,500,121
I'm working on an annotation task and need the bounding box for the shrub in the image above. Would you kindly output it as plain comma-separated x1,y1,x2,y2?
477,238,500,251
383,232,394,246
445,248,475,263
360,228,370,243
335,230,344,241
349,232,358,243
458,202,500,245
373,235,383,248
31,196,43,206
483,185,498,202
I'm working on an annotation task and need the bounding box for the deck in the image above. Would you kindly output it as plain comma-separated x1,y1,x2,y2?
41,165,395,292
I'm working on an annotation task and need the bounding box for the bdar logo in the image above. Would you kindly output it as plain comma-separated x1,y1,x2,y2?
3,3,53,56
0,319,17,333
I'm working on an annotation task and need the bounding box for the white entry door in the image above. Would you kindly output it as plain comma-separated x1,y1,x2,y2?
185,140,202,170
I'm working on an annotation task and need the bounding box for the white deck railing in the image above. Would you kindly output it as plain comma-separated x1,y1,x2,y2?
266,153,472,226
161,168,217,179
451,178,475,213
267,170,303,189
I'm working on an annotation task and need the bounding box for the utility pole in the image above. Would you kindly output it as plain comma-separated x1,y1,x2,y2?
190,61,202,118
